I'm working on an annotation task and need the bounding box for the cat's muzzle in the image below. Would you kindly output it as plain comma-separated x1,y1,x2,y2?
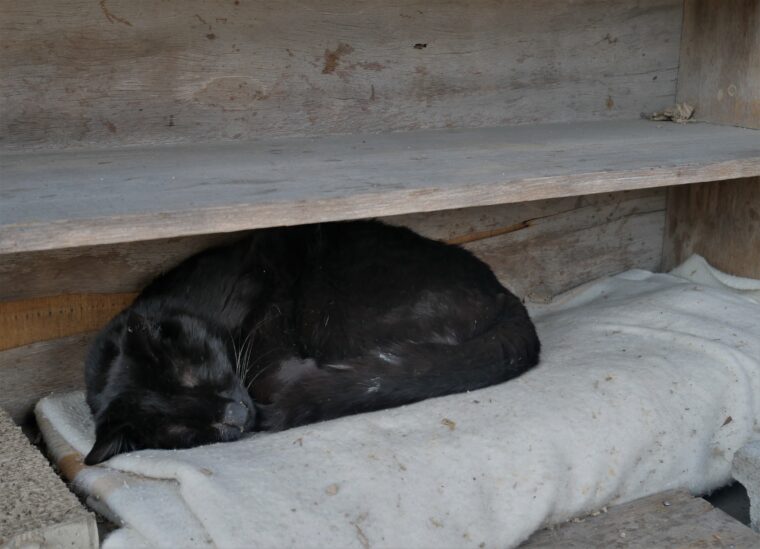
215,398,256,442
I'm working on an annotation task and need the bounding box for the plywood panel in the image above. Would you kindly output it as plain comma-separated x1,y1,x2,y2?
662,177,760,278
2,119,757,254
0,0,682,150
677,0,760,129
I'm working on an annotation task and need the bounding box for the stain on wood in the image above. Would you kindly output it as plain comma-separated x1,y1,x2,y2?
0,0,682,150
663,177,760,278
322,43,354,75
0,293,136,351
677,0,760,129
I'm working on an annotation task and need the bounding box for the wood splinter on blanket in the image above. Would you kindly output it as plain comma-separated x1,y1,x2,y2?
643,102,695,123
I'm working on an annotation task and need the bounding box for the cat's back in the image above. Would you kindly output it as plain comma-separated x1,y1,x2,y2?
310,220,503,293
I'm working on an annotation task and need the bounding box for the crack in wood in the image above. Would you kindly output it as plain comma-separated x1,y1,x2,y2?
99,0,133,27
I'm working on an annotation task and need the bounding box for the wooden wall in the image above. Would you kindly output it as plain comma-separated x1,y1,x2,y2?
677,0,760,129
0,0,682,150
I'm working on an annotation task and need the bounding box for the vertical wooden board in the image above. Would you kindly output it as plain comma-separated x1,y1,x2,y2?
663,177,760,278
677,0,760,129
0,0,682,150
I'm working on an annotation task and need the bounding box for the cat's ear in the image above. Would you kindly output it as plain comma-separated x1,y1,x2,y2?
84,423,136,465
125,310,151,336
123,311,158,358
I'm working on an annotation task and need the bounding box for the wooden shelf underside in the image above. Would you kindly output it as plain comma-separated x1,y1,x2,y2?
1,119,758,254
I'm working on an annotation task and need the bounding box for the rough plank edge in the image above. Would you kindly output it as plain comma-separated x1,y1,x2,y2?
521,489,760,547
2,157,757,254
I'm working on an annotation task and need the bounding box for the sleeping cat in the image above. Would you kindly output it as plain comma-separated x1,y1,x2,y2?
84,220,540,464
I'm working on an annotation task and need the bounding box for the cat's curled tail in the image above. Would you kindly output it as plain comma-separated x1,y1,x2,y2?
258,294,540,431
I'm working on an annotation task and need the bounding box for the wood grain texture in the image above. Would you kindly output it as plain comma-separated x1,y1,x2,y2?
0,334,91,425
391,189,667,301
0,232,248,301
0,293,136,351
0,0,682,151
1,191,665,302
662,177,760,278
522,490,760,547
2,119,757,254
677,0,760,129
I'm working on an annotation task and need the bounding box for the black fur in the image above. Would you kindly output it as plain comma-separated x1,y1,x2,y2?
85,220,540,464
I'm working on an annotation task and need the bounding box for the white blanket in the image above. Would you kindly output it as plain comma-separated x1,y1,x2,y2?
35,256,760,548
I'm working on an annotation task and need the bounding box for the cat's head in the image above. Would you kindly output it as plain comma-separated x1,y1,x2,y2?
85,310,255,465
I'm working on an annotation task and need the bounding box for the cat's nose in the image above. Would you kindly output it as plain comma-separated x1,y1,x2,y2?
222,401,250,430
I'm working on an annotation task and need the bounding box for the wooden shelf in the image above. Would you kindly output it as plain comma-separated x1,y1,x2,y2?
1,119,758,254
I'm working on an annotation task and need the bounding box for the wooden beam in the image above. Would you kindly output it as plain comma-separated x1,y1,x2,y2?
2,120,757,254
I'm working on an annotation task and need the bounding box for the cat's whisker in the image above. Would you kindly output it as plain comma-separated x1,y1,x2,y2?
234,310,282,383
246,361,277,391
233,330,255,380
229,331,241,376
239,338,254,381
239,347,282,389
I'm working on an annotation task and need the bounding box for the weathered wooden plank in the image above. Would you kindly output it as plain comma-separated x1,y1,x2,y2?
0,293,135,351
677,0,760,129
392,189,667,301
0,0,682,150
2,120,757,254
0,190,665,301
0,232,246,301
522,489,760,548
662,177,760,278
0,334,91,425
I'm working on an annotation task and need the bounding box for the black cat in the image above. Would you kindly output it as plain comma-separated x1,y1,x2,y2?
84,220,540,464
